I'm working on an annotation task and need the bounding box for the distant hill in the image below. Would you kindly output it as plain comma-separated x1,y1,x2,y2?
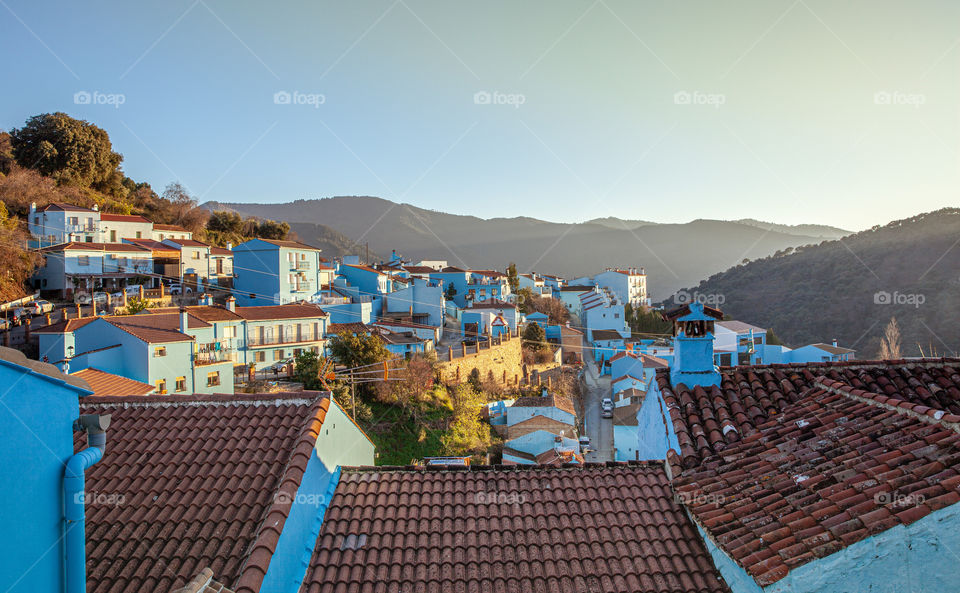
290,222,381,261
734,218,850,239
583,217,657,230
663,209,960,357
202,196,832,299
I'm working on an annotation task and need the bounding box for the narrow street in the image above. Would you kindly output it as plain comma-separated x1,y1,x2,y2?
580,336,613,462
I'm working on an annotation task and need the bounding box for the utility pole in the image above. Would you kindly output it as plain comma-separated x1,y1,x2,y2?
350,378,356,421
365,242,369,265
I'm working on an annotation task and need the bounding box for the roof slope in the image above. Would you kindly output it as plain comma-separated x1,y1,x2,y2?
79,393,331,593
71,368,155,396
300,464,730,593
235,304,328,321
656,358,960,469
673,380,960,587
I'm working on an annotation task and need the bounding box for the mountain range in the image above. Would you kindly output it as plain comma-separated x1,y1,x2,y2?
663,208,960,357
202,196,850,300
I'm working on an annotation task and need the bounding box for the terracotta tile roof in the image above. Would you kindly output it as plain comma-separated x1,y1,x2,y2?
99,213,151,223
104,312,209,344
467,298,516,310
326,322,369,335
672,381,960,587
79,392,332,593
122,238,180,254
716,320,766,334
234,304,328,321
613,402,643,426
164,238,211,248
33,316,99,334
38,202,95,212
253,238,322,251
470,269,506,278
640,353,669,368
153,223,191,232
609,350,639,363
71,367,155,396
657,358,960,469
590,329,626,341
401,265,436,274
171,568,234,593
341,263,385,275
810,342,855,355
301,464,730,593
210,246,233,256
663,303,724,322
534,449,584,465
501,446,537,462
0,346,92,392
511,392,576,416
439,266,467,273
181,306,243,322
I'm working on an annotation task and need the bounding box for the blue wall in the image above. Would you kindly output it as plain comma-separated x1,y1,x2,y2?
0,360,90,593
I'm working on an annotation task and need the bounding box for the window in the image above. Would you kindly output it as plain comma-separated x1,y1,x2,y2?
274,349,285,361
154,347,167,357
206,371,220,387
78,255,90,266
69,217,78,225
110,230,117,242
156,379,167,394
175,377,186,392
222,326,237,339
136,231,142,238
255,351,265,362
192,251,200,259
294,348,303,356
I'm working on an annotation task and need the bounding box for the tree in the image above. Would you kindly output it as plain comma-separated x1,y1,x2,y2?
506,262,519,292
467,367,482,391
294,349,335,390
445,283,457,300
525,294,569,324
879,317,902,359
523,322,548,351
120,297,152,315
440,384,491,456
257,219,291,240
10,113,124,195
328,332,391,369
515,287,534,313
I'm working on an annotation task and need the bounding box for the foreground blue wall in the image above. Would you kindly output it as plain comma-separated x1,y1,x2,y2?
0,362,87,593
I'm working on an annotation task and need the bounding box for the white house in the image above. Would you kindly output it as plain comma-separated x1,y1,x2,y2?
35,242,153,297
28,202,101,247
98,213,154,243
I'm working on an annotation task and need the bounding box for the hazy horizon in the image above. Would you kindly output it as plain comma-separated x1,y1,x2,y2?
3,1,958,232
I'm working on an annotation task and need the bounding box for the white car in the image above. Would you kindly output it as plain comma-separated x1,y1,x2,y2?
124,285,145,296
168,283,193,295
29,300,54,316
75,293,92,305
92,292,109,304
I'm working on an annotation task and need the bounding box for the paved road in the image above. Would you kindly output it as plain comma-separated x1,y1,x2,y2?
580,341,613,462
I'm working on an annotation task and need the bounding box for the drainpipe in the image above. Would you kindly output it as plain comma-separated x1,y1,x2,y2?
64,414,111,593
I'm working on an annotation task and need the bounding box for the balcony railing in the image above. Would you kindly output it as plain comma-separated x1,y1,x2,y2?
292,281,314,293
292,260,311,271
194,348,235,366
247,332,322,347
68,223,99,233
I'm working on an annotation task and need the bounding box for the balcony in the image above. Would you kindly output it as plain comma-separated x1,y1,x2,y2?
292,260,312,271
68,223,99,233
194,347,235,366
291,281,314,293
247,332,323,347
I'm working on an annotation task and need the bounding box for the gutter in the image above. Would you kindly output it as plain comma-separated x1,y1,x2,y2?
64,414,111,593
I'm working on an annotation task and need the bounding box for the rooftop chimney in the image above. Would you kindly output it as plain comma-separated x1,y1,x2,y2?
832,338,838,347
30,202,36,213
226,296,236,313
226,241,232,250
92,204,99,211
179,307,188,333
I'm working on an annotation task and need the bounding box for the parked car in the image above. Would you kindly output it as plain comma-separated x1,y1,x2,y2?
168,283,193,295
601,397,614,418
10,308,30,325
124,285,145,296
92,292,109,304
75,293,92,305
29,300,54,316
269,357,296,374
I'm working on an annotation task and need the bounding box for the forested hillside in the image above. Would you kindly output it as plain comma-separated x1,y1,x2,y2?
665,209,960,357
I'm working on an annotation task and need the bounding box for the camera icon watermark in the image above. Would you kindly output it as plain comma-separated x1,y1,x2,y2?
673,491,725,506
674,90,726,109
675,290,725,306
74,91,126,109
873,290,925,308
874,491,925,507
874,91,925,108
474,90,526,108
472,490,526,508
73,490,125,506
274,90,325,108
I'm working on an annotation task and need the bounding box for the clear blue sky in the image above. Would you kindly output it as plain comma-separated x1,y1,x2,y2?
2,1,957,230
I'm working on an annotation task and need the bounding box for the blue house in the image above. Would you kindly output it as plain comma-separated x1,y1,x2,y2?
524,311,549,327
382,277,445,327
337,263,390,299
0,347,93,593
233,238,324,305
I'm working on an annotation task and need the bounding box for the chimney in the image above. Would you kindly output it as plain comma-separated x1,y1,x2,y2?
199,293,213,306
30,202,36,214
179,307,188,333
226,296,236,312
226,241,232,250
670,302,721,389
832,338,838,347
92,204,99,211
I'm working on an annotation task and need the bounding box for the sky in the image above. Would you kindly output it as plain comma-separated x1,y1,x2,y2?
1,0,957,231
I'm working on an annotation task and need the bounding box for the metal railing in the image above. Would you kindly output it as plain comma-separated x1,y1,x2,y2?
246,332,322,347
